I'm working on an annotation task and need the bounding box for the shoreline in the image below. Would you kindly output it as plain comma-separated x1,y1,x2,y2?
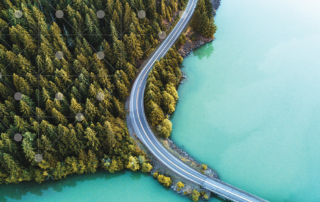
125,0,221,200
178,33,215,58
178,0,220,58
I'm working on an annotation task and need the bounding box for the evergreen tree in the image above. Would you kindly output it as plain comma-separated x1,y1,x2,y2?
150,103,164,127
116,80,129,100
123,3,132,31
124,33,143,64
85,127,99,151
0,0,180,185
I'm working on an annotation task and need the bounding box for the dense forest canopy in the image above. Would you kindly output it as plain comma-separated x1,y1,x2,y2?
145,47,182,138
0,0,188,184
145,0,217,139
191,0,217,38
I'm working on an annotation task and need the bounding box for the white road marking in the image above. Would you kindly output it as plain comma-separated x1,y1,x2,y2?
129,1,262,201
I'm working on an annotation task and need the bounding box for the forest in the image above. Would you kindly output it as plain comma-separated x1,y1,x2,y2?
145,0,217,139
0,0,188,184
191,0,217,38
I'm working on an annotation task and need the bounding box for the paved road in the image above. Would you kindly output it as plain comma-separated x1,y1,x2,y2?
129,0,269,201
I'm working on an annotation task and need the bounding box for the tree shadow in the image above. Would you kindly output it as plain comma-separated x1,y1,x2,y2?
0,169,126,202
193,43,215,60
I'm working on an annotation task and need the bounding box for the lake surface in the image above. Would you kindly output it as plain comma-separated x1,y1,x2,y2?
0,170,196,202
1,0,320,201
171,0,320,201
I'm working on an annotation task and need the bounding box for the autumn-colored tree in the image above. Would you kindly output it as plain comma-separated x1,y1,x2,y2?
0,0,182,185
192,190,200,202
200,191,210,200
202,164,208,170
153,171,159,178
126,156,140,171
157,119,172,139
177,181,185,191
141,163,153,173
145,48,183,138
157,174,172,187
150,103,165,127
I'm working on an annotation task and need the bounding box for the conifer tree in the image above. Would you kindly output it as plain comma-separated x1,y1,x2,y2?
116,80,129,100
105,121,117,149
166,6,172,21
13,74,33,96
52,108,68,125
70,98,83,115
161,0,166,18
161,91,176,114
85,127,99,151
87,150,99,173
112,10,121,35
123,3,132,31
20,100,32,116
2,153,22,183
124,33,143,64
0,0,179,184
191,9,201,32
124,62,136,81
150,103,165,127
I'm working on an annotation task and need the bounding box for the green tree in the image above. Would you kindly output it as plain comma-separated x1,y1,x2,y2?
161,91,176,114
70,98,83,115
85,127,99,151
20,100,32,116
52,108,68,125
124,33,143,64
116,80,129,100
150,103,164,127
0,0,169,185
123,3,132,31
112,10,121,35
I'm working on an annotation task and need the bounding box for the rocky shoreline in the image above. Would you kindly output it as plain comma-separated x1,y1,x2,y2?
212,0,221,16
164,139,219,178
178,0,221,58
178,33,214,58
125,99,218,200
125,0,221,200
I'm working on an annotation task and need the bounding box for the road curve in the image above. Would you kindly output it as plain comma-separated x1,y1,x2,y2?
128,1,269,201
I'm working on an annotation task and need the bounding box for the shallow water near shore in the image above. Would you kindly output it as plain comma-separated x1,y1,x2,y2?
0,170,198,202
1,0,320,201
171,0,320,201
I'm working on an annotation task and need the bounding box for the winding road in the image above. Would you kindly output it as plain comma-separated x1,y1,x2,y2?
128,0,269,201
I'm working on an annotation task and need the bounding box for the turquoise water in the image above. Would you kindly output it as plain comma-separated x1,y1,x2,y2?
171,0,320,201
0,170,194,202
1,0,320,202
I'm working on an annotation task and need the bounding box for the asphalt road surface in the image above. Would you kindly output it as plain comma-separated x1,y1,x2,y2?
129,0,268,201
